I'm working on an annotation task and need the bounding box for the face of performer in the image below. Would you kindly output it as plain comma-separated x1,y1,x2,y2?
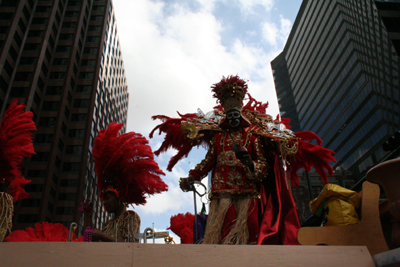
226,109,242,129
103,192,120,214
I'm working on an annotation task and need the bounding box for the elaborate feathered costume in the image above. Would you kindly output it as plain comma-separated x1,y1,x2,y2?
91,122,168,242
0,99,36,241
152,75,336,245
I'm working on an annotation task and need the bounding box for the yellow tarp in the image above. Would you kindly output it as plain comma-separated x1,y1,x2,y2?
310,184,361,226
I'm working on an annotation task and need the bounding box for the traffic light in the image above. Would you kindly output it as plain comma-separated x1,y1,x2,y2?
383,131,400,151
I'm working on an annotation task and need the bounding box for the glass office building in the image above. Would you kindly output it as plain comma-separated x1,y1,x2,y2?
0,0,129,232
272,0,399,220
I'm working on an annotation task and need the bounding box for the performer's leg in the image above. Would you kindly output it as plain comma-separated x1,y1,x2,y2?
221,202,236,243
247,198,259,244
203,198,232,244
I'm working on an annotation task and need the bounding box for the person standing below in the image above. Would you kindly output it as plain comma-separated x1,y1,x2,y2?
83,122,168,242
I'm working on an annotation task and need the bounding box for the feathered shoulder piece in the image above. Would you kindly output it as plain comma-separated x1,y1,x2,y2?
93,122,168,205
0,99,36,202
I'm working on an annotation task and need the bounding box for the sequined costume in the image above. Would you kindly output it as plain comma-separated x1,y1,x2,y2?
189,128,268,244
151,75,336,245
101,209,141,242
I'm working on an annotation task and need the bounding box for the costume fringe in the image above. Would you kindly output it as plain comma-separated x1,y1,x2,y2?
222,198,251,245
203,198,232,244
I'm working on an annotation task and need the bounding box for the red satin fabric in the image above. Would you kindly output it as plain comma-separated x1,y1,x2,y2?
257,155,301,245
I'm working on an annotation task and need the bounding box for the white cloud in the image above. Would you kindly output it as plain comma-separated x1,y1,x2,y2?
111,0,294,227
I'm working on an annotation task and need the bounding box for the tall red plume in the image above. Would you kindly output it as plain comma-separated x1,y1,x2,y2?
93,122,168,205
0,99,36,202
4,221,83,242
168,212,194,244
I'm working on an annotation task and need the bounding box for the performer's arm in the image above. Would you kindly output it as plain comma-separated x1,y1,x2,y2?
243,136,268,181
180,137,217,191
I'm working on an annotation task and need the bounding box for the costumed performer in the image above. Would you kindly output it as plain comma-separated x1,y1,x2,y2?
0,99,36,241
150,75,336,245
83,122,168,242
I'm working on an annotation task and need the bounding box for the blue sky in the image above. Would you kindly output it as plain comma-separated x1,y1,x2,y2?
111,0,302,243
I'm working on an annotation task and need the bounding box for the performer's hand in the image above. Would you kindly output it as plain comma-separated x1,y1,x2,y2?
179,176,195,192
239,153,253,167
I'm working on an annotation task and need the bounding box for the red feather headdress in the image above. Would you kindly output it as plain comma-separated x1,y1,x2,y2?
92,122,168,205
0,99,36,202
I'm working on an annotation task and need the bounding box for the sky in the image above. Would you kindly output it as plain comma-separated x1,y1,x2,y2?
111,0,302,243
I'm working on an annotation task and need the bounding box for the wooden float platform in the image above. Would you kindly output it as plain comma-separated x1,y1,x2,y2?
0,243,375,266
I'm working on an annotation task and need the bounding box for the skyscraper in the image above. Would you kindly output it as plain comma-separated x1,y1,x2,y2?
273,0,399,182
272,0,399,220
0,0,129,232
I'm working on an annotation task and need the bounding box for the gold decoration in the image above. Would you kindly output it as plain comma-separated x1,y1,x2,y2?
0,192,13,242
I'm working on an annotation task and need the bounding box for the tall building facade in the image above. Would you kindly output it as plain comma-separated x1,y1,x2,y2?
0,0,129,232
272,0,399,220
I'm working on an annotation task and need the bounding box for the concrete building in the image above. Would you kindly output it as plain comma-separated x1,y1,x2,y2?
0,0,129,232
272,0,399,219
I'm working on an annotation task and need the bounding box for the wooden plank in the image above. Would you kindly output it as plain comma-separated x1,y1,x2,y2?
0,243,375,267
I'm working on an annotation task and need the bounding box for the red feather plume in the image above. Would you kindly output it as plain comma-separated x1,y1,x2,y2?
4,222,82,242
0,99,36,201
93,122,168,205
168,212,194,244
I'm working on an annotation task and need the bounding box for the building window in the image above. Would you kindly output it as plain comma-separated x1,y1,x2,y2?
38,117,56,127
27,169,46,177
19,57,36,65
18,214,39,223
46,86,62,95
23,43,40,51
71,113,87,123
60,179,78,187
62,22,77,28
58,139,64,151
21,199,41,207
58,193,76,201
14,72,33,81
52,58,68,66
32,18,47,25
28,30,44,38
31,152,50,162
66,145,83,155
24,183,43,192
68,129,85,139
56,45,71,53
49,72,66,80
79,72,94,80
76,85,92,93
74,99,90,108
10,87,28,97
56,207,74,215
83,47,98,54
59,33,74,40
88,26,101,32
35,134,53,144
62,162,80,173
42,101,59,111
